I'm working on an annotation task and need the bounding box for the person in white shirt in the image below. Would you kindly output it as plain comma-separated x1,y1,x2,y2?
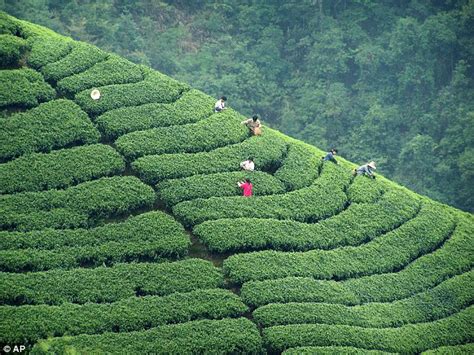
214,96,227,112
240,157,255,171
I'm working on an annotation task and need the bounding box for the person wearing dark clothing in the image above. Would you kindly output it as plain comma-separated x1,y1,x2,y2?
322,149,338,164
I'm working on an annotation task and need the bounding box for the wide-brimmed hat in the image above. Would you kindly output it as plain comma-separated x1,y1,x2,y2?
368,161,376,169
90,89,101,100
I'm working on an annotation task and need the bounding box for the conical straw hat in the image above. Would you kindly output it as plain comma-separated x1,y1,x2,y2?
368,161,376,169
90,89,101,100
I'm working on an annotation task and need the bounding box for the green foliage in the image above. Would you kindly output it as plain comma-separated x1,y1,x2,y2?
0,211,190,272
173,162,350,228
0,68,55,107
0,259,223,305
422,344,474,354
115,110,249,160
193,188,419,253
41,41,108,81
74,69,189,116
95,89,214,139
0,99,100,161
31,317,262,354
157,171,285,207
274,140,322,191
26,37,72,69
263,306,474,353
224,202,456,284
0,144,125,194
132,130,287,184
57,54,145,95
253,270,473,328
347,176,387,203
283,347,396,354
1,289,247,344
0,34,29,66
0,176,155,231
240,214,474,307
4,0,473,210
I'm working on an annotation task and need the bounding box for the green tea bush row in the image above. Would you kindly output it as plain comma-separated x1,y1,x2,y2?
0,34,29,66
95,89,214,139
193,188,419,253
0,259,223,305
0,68,55,107
115,109,249,160
0,289,247,344
57,54,144,95
27,37,72,69
0,176,155,231
173,162,350,228
157,171,286,207
0,12,23,36
283,347,394,354
240,214,473,307
0,99,100,161
274,140,322,190
347,175,387,203
0,212,190,272
253,270,473,328
1,209,89,232
132,131,288,184
422,344,474,354
41,41,108,81
74,68,189,116
31,317,262,354
0,211,186,250
223,202,455,284
263,306,474,353
0,144,125,194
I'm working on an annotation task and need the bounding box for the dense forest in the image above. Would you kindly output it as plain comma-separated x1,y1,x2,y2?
3,0,473,211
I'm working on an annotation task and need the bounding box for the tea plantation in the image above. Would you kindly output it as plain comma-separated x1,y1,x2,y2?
0,13,472,354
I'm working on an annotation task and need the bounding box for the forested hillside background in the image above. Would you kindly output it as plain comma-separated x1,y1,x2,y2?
2,0,473,211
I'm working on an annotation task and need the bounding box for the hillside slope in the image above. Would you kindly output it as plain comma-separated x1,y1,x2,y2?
0,13,472,354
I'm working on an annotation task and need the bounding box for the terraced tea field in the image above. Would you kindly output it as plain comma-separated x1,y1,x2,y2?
0,12,472,354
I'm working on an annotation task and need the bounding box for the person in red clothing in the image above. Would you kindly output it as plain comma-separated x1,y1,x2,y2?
237,178,253,197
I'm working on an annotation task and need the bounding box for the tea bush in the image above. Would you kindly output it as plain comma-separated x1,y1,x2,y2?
41,41,108,81
0,34,29,66
157,171,286,207
31,318,262,354
263,306,473,353
173,162,350,227
74,69,189,115
0,211,190,271
27,37,72,69
0,176,155,230
0,259,223,305
115,109,249,160
132,131,288,184
193,188,419,253
253,270,473,327
240,214,473,307
57,54,144,95
0,144,125,193
0,99,100,161
274,140,322,190
1,289,247,344
95,89,214,139
224,202,455,283
0,68,55,107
